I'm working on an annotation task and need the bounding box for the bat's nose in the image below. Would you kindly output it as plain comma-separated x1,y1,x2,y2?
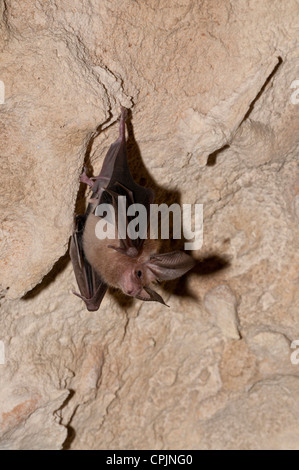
125,285,141,297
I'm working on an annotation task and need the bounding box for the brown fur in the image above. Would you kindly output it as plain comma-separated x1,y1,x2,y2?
83,213,159,293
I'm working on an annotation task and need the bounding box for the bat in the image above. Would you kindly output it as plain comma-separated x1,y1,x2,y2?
70,107,195,311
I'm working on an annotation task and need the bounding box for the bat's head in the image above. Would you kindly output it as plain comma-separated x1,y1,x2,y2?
117,250,196,305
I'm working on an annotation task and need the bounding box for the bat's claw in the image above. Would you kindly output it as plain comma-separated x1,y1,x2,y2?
119,106,128,142
88,197,99,204
72,290,99,312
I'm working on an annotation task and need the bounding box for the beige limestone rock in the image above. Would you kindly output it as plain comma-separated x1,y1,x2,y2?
0,0,299,450
204,284,240,339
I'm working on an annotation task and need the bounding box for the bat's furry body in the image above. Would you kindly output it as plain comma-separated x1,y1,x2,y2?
70,108,195,311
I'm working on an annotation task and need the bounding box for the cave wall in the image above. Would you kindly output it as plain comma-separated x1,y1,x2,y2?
0,0,299,449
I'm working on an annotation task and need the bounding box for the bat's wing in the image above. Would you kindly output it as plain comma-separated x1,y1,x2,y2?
92,107,154,255
71,107,153,311
70,215,108,311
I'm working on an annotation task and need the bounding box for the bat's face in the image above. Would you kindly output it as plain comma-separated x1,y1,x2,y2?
118,263,156,298
119,265,144,297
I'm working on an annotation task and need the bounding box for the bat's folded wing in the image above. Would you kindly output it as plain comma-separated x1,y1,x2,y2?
70,215,108,311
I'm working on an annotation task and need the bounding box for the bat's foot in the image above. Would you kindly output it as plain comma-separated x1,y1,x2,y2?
80,167,94,187
119,106,128,141
72,290,99,312
88,197,99,204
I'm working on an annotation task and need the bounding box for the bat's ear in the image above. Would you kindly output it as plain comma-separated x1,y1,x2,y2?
147,251,196,281
136,286,169,306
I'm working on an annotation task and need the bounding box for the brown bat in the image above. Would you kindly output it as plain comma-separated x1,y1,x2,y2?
70,107,195,311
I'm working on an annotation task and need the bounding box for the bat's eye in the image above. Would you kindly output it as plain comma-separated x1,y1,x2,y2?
136,270,142,279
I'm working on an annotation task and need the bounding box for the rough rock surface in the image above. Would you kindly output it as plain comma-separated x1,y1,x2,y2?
0,0,299,450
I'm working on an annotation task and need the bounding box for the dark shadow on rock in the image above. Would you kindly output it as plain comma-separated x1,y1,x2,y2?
60,389,76,450
191,254,230,276
126,109,181,209
161,254,230,300
22,252,70,301
206,144,230,166
109,287,134,310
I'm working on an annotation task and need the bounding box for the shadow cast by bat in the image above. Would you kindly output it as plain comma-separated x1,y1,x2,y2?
161,254,231,301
